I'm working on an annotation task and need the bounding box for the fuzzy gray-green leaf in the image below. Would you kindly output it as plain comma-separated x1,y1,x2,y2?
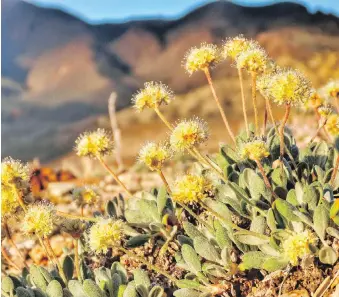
46,280,63,297
313,204,329,240
193,236,221,263
319,246,338,265
83,279,103,297
181,244,201,274
133,269,150,291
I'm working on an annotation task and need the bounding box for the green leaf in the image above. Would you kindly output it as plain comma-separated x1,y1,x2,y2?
271,167,287,188
2,276,15,294
157,186,168,215
176,279,201,289
133,269,150,291
274,199,301,222
267,209,277,231
214,221,232,249
68,280,87,297
174,288,206,297
149,286,164,297
46,280,63,297
319,246,338,265
250,216,266,234
203,199,232,225
193,236,221,263
30,265,49,292
125,235,150,248
62,255,74,281
181,244,201,274
235,233,269,245
262,257,289,272
15,287,34,297
111,262,128,285
303,185,318,210
83,279,103,297
313,204,329,240
239,252,267,270
183,222,205,240
326,227,339,239
243,168,271,201
122,282,137,297
286,189,298,206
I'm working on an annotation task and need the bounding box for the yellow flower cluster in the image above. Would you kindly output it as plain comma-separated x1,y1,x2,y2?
171,174,212,204
1,157,29,186
222,35,254,60
321,79,339,99
138,142,171,171
325,114,339,136
240,139,270,161
88,218,124,253
183,43,221,75
236,46,268,73
132,82,174,111
1,184,20,216
304,91,324,110
259,69,312,105
75,129,113,158
317,105,333,118
170,118,209,151
73,186,99,205
23,202,55,237
283,230,317,265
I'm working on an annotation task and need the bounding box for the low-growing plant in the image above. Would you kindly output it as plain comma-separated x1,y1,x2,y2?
2,35,339,297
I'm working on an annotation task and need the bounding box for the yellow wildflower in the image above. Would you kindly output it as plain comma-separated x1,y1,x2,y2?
138,142,171,171
236,46,268,73
23,202,55,237
222,35,255,60
1,157,29,186
283,230,317,265
325,114,339,136
170,118,209,151
183,43,221,75
260,69,312,106
1,183,20,216
75,129,113,158
304,91,324,110
132,82,174,111
321,79,339,99
88,218,124,253
73,186,99,205
240,139,269,161
172,174,212,204
317,105,333,118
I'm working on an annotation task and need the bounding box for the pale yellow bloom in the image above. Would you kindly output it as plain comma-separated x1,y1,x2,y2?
75,129,113,158
172,174,212,204
240,139,269,161
132,82,174,111
317,105,333,118
170,118,209,151
325,114,339,136
1,157,29,186
23,202,55,237
222,35,255,60
236,46,268,73
183,43,221,74
283,230,317,265
304,91,324,110
88,219,124,253
1,183,20,216
73,186,99,205
259,69,312,106
138,142,171,171
321,79,339,99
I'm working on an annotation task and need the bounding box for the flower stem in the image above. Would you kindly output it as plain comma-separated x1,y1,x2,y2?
204,68,236,143
309,119,327,144
44,238,68,284
97,156,133,199
118,247,178,284
251,71,259,135
238,67,249,137
56,211,98,222
157,169,171,193
263,99,268,136
266,97,278,135
255,159,278,200
279,104,291,161
3,221,28,268
154,107,173,131
330,153,339,187
37,236,57,267
1,245,21,271
73,239,82,282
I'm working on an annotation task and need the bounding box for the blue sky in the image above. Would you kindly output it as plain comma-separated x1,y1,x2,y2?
26,0,339,23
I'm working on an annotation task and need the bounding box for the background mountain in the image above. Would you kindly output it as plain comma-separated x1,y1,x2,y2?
2,0,339,162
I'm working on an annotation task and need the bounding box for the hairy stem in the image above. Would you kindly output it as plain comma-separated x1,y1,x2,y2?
255,159,278,200
119,247,178,284
3,221,28,268
44,238,68,284
73,239,82,282
251,71,259,134
158,169,171,193
154,107,173,131
309,119,327,144
266,97,278,135
279,104,291,161
97,156,133,198
330,153,339,187
204,68,236,143
238,67,249,137
56,211,98,222
1,245,21,271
